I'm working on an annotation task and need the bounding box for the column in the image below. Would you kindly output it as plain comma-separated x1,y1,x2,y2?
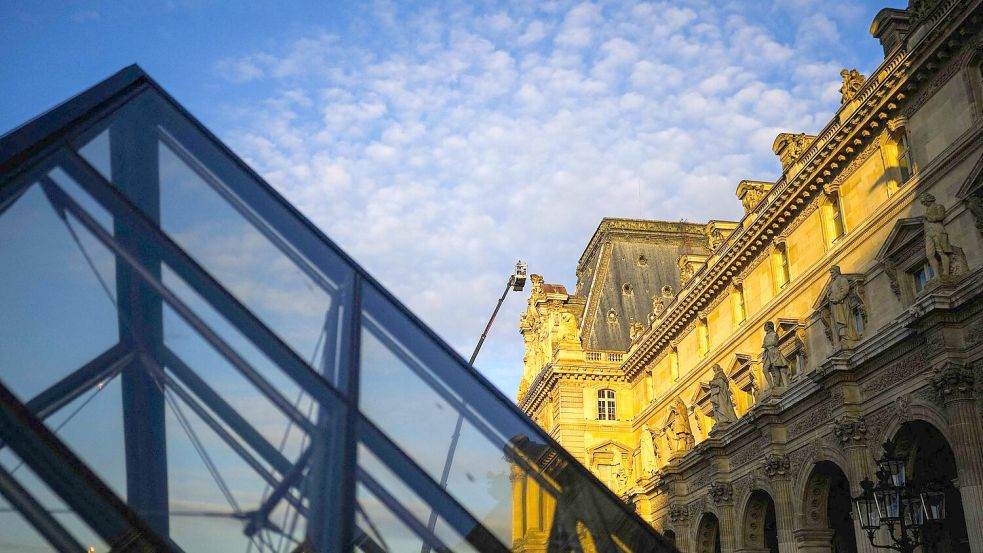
766,454,797,553
833,415,878,553
933,363,983,553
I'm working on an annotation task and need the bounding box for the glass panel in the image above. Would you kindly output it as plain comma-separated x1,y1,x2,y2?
359,282,667,551
2,69,671,553
0,180,119,402
0,450,109,552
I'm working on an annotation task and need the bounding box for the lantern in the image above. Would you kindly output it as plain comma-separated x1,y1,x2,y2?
854,479,881,531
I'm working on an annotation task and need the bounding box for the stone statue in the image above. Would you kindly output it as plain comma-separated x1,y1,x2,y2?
556,312,579,342
761,321,791,388
663,398,695,454
629,322,645,342
649,295,665,324
678,259,695,285
820,265,865,349
612,449,629,492
639,424,659,475
707,365,738,427
749,371,760,403
921,194,953,277
839,69,866,104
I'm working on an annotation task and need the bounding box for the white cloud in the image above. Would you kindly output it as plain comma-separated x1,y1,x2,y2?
213,0,887,397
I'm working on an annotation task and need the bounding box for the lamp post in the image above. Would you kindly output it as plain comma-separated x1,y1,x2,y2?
419,260,528,553
853,440,947,553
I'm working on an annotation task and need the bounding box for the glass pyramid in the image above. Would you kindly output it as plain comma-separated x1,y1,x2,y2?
0,66,673,553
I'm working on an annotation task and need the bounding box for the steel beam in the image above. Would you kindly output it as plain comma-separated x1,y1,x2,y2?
0,378,181,552
25,342,130,419
109,106,169,535
0,463,85,553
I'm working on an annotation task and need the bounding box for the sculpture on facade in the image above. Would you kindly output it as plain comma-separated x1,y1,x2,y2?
612,449,629,493
639,424,659,476
556,312,580,342
629,322,646,342
649,294,665,325
662,398,695,454
707,365,738,428
761,321,791,388
839,69,866,104
818,265,866,350
921,193,954,277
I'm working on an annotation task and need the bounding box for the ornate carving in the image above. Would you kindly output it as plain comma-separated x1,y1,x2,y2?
895,394,912,423
966,193,983,238
831,415,867,447
708,481,733,504
762,453,791,479
649,295,665,325
839,69,866,104
931,362,976,403
862,351,928,394
629,322,646,343
882,257,902,299
788,442,820,477
789,400,832,437
668,503,690,522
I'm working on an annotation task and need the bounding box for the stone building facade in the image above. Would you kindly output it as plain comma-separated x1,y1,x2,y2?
514,2,983,553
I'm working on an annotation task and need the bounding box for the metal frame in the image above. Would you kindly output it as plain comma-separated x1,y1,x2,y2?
0,65,675,553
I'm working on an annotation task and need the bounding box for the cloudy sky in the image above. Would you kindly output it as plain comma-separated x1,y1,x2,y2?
2,0,902,397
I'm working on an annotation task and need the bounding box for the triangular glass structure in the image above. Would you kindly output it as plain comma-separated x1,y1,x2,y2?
0,66,674,553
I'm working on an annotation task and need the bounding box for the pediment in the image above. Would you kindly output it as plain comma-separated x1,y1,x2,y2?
955,153,983,199
875,217,924,262
586,440,632,467
727,353,755,378
776,318,805,340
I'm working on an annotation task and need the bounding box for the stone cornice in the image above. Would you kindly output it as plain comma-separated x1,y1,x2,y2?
622,3,982,381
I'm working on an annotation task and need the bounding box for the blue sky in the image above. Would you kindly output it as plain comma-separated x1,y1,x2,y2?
2,0,904,401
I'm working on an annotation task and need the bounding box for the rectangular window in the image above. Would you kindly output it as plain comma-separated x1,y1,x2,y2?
774,244,791,289
829,193,845,242
912,262,936,293
597,389,616,421
898,135,912,184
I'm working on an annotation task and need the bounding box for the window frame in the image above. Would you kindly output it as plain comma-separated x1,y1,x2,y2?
597,388,617,421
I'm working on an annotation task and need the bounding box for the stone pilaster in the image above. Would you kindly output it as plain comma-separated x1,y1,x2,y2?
763,453,797,553
709,482,737,553
830,415,878,553
931,362,983,553
793,528,835,553
667,503,692,553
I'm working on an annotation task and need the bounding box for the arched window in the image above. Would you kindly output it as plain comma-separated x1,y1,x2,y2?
597,389,616,421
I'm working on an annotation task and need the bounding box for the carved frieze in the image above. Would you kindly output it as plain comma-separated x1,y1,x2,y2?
762,453,791,479
831,415,867,447
731,436,769,468
708,481,733,505
788,400,832,438
862,351,928,394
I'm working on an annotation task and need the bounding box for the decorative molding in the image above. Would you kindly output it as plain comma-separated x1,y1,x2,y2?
668,503,690,522
788,399,832,438
831,415,867,447
861,350,929,394
931,362,976,403
762,453,791,479
708,481,733,505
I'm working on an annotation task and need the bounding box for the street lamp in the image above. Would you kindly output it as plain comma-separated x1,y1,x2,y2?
853,440,947,553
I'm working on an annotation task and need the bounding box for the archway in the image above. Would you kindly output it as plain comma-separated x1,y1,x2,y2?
664,529,677,549
799,461,856,553
742,490,779,553
696,513,722,553
892,420,969,553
